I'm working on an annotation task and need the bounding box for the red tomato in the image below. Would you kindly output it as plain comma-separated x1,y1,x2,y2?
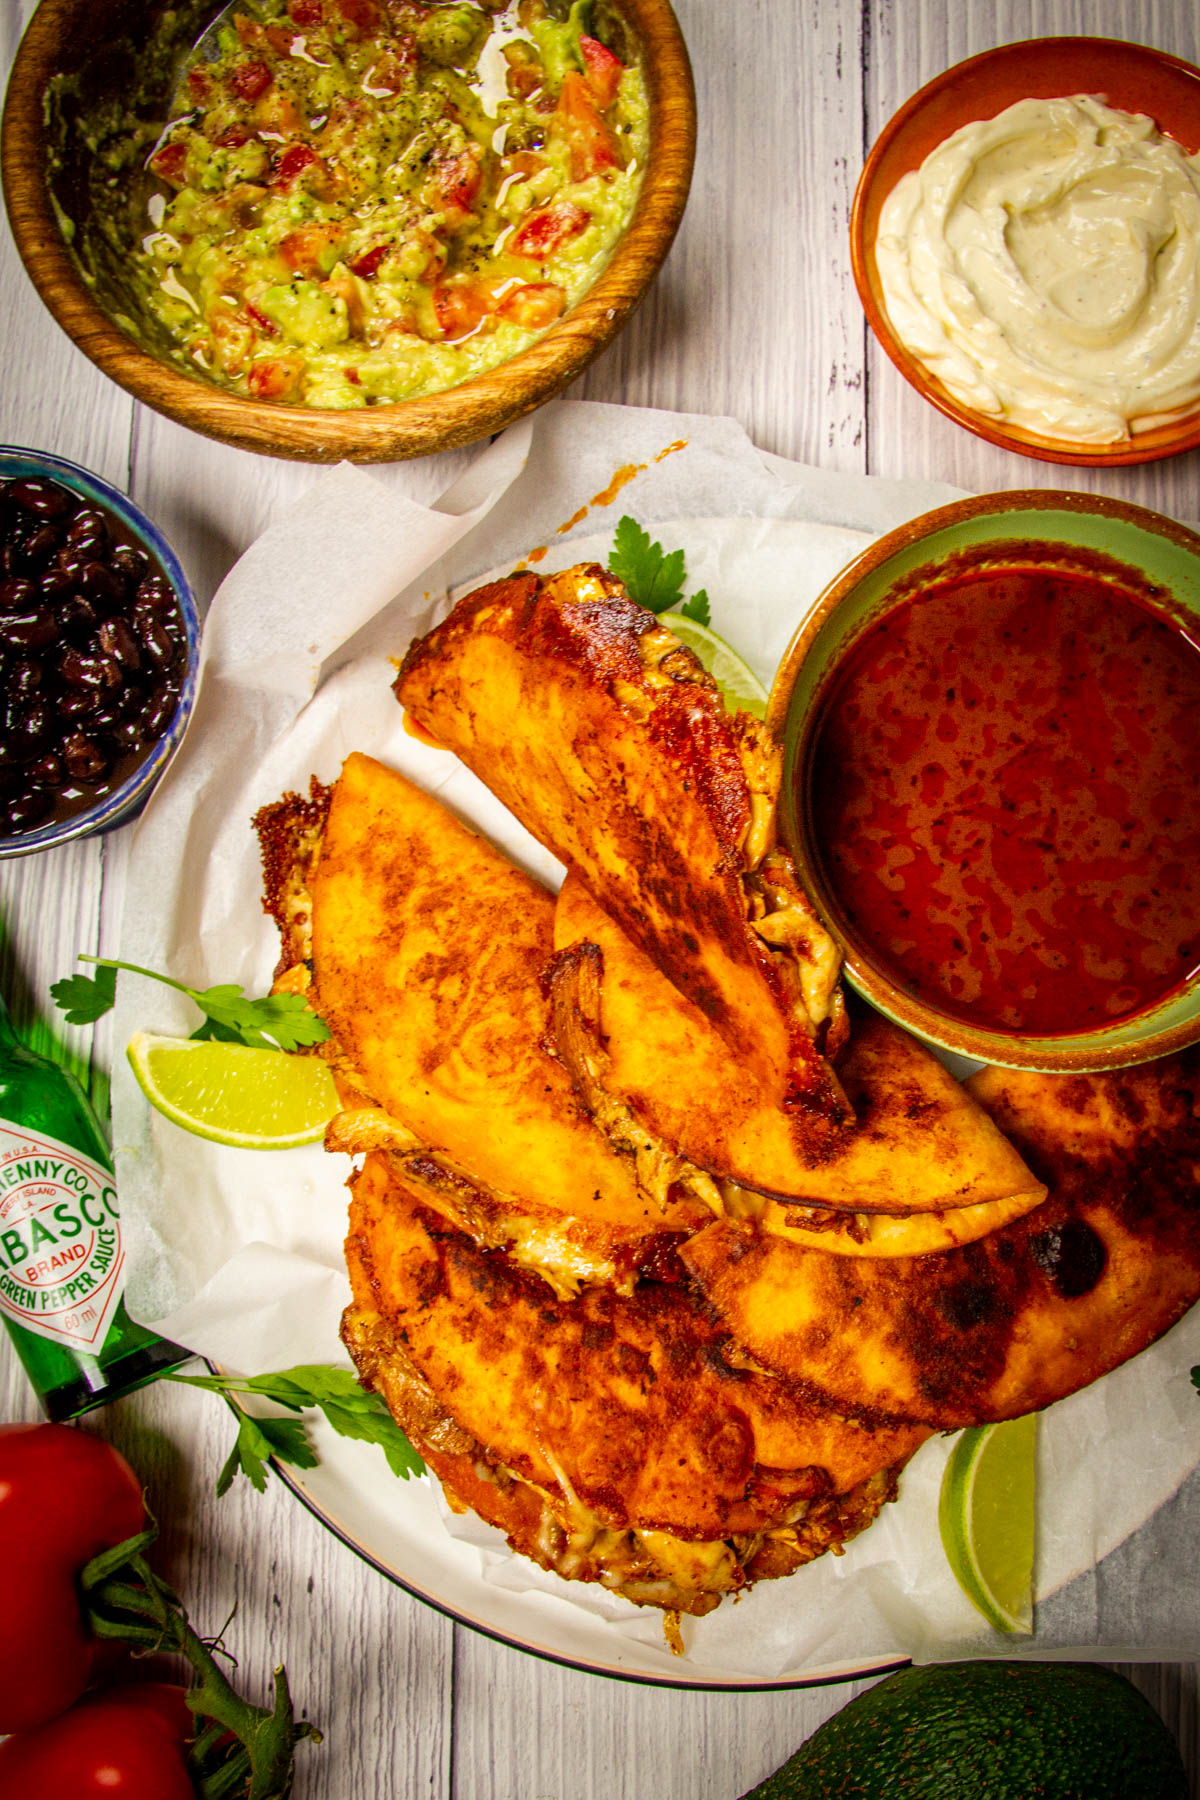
0,1685,193,1800
0,1426,144,1735
333,0,381,32
429,147,482,216
350,243,388,279
432,283,492,340
496,282,565,328
511,200,591,260
247,356,305,399
289,0,323,22
279,221,345,275
271,143,320,188
148,141,188,189
579,35,624,109
229,59,273,103
555,71,621,180
244,301,279,336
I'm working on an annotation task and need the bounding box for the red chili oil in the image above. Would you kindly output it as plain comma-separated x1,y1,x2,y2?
809,563,1200,1035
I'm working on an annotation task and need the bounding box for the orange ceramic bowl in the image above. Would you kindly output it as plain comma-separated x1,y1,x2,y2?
851,37,1200,467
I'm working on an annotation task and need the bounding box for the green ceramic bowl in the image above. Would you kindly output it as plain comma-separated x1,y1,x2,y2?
768,490,1200,1072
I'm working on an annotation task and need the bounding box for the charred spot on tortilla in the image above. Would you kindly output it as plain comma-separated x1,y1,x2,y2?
1030,1219,1108,1298
680,1051,1200,1427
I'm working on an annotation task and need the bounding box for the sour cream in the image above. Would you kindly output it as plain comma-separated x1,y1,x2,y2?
874,95,1200,442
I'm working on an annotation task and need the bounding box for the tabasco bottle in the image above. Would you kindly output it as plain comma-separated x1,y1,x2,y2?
0,991,186,1419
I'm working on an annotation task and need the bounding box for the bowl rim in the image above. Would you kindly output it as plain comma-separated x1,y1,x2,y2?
849,35,1200,468
768,487,1200,1072
0,444,201,858
1,0,696,465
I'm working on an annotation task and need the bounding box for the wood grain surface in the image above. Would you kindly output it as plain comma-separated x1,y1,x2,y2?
2,2,1199,1795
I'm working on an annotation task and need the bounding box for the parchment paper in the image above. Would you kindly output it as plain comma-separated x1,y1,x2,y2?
113,398,1200,1673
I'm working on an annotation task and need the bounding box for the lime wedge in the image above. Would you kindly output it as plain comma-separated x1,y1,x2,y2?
126,1033,338,1150
662,613,769,720
938,1414,1037,1634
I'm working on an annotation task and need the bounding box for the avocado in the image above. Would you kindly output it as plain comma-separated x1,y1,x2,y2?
740,1661,1187,1799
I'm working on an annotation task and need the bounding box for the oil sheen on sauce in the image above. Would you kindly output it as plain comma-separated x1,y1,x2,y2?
810,564,1200,1036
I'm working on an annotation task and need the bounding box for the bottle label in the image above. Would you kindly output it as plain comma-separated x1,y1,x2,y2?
0,1122,124,1350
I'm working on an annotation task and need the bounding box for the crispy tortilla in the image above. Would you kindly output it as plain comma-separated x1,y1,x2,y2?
343,1152,924,1614
394,564,853,1160
553,866,1045,1231
259,753,712,1290
681,1051,1200,1427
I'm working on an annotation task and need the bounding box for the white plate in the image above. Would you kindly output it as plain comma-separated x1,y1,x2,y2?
123,505,1200,1684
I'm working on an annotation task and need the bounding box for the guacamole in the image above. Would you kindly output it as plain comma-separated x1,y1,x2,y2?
132,0,648,407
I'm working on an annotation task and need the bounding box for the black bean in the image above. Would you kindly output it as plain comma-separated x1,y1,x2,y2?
79,561,127,609
136,574,176,614
67,508,110,552
62,732,110,782
8,479,72,520
116,678,148,717
137,613,177,668
39,565,77,602
55,596,99,640
108,718,144,753
112,544,150,583
14,524,60,575
17,697,52,750
98,618,141,670
26,752,64,788
0,578,38,614
10,659,42,699
3,789,54,833
142,684,180,739
0,611,58,652
58,689,105,721
58,646,123,690
54,545,89,583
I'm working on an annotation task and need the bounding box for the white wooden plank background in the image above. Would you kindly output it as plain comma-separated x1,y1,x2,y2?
2,1,1199,1795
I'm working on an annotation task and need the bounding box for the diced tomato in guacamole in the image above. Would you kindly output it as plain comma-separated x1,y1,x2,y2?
128,0,648,409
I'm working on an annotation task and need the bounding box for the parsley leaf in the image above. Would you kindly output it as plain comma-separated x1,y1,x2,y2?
51,956,329,1052
50,965,118,1026
216,1412,318,1497
610,516,687,614
610,515,714,627
170,1363,425,1492
679,587,711,627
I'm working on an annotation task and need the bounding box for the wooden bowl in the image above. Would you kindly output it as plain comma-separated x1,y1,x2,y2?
851,37,1200,467
2,0,695,463
768,490,1200,1072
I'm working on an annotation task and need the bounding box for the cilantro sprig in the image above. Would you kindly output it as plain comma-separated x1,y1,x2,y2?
610,515,711,625
167,1363,425,1494
51,955,328,1052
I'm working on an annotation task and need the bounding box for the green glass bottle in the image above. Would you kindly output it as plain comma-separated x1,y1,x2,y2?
0,991,186,1420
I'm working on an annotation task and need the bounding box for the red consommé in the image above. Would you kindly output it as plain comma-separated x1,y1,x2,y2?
810,563,1200,1036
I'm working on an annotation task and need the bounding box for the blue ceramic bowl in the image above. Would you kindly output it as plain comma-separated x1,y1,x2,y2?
0,447,200,858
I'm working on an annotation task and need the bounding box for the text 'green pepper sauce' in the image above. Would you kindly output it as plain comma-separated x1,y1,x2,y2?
128,0,648,408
